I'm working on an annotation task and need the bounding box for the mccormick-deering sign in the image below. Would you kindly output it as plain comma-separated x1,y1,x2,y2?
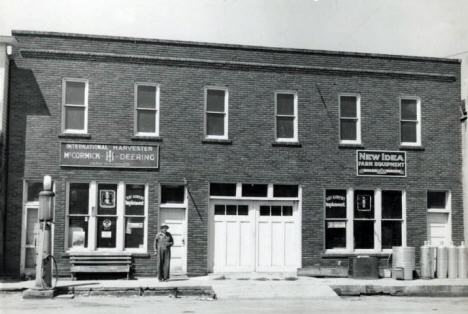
356,150,406,177
60,143,159,168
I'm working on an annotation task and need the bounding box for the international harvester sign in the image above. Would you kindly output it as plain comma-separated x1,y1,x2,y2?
60,143,159,168
356,150,406,177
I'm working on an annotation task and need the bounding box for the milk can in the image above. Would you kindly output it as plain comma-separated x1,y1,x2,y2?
420,241,433,279
447,241,458,278
458,241,468,278
436,242,448,278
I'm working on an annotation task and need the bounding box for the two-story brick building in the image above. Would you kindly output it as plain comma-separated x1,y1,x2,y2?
2,30,463,278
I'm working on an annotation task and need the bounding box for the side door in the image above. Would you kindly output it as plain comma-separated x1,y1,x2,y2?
159,208,187,274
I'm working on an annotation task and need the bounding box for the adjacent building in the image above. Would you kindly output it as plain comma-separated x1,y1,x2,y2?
2,31,464,278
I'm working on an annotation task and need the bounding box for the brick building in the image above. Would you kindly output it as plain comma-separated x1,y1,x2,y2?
2,31,464,278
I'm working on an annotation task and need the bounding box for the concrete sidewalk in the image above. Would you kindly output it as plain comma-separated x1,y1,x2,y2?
2,273,468,299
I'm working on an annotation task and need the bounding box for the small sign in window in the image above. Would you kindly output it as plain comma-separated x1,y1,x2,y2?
357,195,372,211
100,190,116,208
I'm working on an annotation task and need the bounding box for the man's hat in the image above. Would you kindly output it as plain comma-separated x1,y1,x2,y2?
160,224,169,229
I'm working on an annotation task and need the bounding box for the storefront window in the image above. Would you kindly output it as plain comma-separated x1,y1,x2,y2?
324,188,405,252
381,190,403,249
67,182,147,251
125,184,146,249
68,183,89,248
325,190,347,250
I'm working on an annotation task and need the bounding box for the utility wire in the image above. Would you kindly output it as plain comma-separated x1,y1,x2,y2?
445,50,468,58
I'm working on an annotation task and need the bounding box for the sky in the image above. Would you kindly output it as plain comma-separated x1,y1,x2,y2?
1,0,468,97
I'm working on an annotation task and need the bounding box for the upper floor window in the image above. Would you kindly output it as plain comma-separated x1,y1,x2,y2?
62,79,88,133
339,94,361,144
205,87,228,139
275,91,298,142
400,97,421,146
135,83,159,136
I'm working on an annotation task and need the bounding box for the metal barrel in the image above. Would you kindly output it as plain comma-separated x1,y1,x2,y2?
458,241,468,278
392,246,415,280
420,241,433,279
447,242,458,278
436,243,448,278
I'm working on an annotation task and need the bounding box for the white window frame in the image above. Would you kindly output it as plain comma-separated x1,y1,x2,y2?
275,91,298,142
62,78,88,134
400,96,421,146
134,83,160,137
65,181,148,253
324,188,406,254
339,93,361,144
204,86,229,140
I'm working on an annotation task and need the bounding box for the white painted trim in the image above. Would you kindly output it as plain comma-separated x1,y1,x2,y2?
339,93,361,144
204,86,229,140
274,90,298,142
61,78,89,134
400,96,422,146
134,82,160,137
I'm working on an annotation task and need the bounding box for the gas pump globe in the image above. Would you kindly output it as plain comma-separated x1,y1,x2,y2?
38,190,54,221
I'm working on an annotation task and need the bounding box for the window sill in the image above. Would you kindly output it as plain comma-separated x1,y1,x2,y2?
427,209,450,214
272,142,302,147
58,133,91,139
399,145,425,151
322,252,391,258
202,139,233,145
131,136,163,142
338,143,364,149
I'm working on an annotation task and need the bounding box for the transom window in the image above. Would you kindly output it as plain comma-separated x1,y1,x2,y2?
210,183,299,199
66,182,148,252
339,94,361,144
205,87,228,139
62,79,88,133
400,97,421,146
325,188,405,252
275,91,298,142
135,83,159,136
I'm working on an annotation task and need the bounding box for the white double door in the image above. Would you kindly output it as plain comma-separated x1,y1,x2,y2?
210,200,300,273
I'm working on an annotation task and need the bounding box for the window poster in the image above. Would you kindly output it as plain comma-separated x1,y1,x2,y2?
98,184,117,215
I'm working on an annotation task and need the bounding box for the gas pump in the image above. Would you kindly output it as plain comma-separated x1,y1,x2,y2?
34,175,56,289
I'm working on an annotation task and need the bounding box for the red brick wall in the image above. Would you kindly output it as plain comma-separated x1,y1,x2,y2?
5,31,462,277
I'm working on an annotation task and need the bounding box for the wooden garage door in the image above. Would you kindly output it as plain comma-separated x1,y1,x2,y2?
211,201,300,273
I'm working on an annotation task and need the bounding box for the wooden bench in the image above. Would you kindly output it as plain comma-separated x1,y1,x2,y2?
69,253,132,280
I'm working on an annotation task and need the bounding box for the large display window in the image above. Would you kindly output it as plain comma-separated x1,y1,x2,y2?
324,188,405,253
66,181,148,252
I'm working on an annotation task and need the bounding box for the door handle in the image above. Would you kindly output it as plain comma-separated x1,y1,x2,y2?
182,238,185,246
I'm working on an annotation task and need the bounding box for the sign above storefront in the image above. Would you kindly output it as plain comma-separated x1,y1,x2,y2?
356,150,406,177
60,143,159,169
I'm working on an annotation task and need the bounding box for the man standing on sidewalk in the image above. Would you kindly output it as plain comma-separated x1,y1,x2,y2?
154,225,174,282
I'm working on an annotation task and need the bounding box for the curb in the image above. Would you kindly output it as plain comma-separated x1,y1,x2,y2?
331,285,468,297
54,285,215,297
